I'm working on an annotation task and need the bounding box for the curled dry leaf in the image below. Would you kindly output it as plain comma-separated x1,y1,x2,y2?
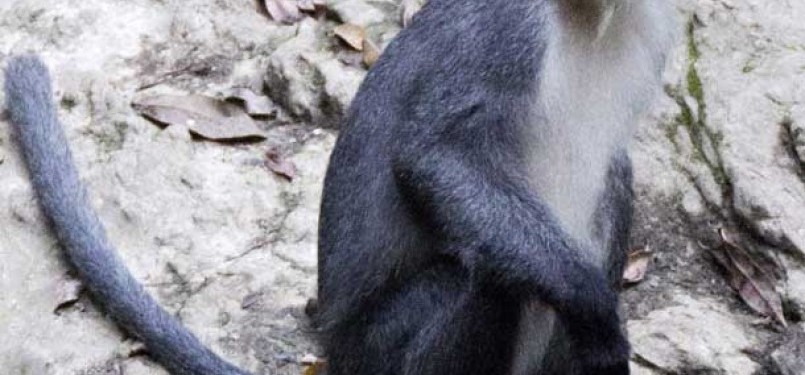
264,0,304,24
296,0,316,12
362,39,381,68
132,94,266,142
120,339,148,357
400,0,425,27
297,0,326,12
711,228,786,327
265,148,297,181
54,277,83,313
334,23,366,51
622,246,653,285
221,87,278,118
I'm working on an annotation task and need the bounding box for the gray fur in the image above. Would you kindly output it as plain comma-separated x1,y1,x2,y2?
4,55,250,375
318,0,673,374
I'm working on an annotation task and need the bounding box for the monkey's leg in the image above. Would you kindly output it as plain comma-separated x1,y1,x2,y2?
323,262,471,375
401,284,520,375
593,150,634,288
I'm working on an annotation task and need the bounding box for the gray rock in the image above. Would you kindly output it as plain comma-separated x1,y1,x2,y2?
328,0,391,27
264,18,366,127
680,1,805,256
628,294,759,375
771,325,805,375
785,268,805,319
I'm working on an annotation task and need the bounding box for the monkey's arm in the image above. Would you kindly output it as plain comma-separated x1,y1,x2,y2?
392,136,628,366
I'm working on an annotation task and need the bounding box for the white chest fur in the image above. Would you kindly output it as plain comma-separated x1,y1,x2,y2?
525,0,671,265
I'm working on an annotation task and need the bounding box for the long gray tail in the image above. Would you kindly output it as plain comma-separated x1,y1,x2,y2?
4,55,251,375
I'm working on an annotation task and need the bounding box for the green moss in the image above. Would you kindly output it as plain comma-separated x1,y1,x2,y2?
684,19,705,108
664,119,681,152
667,17,731,194
686,20,701,61
686,68,704,104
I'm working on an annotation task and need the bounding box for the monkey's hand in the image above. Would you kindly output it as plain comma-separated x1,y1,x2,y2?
561,281,630,375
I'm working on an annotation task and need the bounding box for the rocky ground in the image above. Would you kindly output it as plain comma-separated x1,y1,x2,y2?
0,0,803,374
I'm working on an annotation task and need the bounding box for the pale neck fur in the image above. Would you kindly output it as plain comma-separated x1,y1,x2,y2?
524,1,673,267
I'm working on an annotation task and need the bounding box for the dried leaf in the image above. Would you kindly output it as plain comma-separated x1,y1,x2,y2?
264,0,304,24
334,24,366,51
400,0,424,27
362,39,381,68
304,298,319,317
296,0,316,12
120,340,148,357
265,148,296,181
221,88,278,118
54,277,83,313
298,0,327,17
622,247,652,285
241,291,263,310
132,94,266,142
302,354,327,375
713,228,786,326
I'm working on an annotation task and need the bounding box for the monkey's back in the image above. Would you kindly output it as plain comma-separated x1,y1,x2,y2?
316,0,547,330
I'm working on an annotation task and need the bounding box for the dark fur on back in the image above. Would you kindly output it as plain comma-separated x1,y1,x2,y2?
4,55,251,375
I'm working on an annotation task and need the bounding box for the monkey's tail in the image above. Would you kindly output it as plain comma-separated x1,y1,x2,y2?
4,55,252,375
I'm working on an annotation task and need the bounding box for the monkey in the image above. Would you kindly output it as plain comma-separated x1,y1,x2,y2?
316,0,674,374
4,0,674,374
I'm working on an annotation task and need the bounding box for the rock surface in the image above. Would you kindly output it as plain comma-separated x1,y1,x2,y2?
1,0,804,374
771,325,805,375
629,294,758,375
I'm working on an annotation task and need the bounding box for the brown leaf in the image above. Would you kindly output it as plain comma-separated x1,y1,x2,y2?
713,228,786,327
132,94,266,142
334,24,366,51
265,148,296,181
622,247,652,285
221,88,278,118
302,354,327,375
54,277,83,313
264,0,304,24
362,39,381,68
